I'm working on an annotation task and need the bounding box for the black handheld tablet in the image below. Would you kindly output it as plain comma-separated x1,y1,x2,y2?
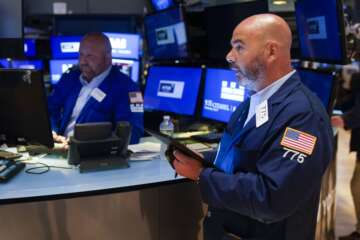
145,128,205,168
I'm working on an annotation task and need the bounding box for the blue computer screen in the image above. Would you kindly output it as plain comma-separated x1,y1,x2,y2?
0,59,43,70
49,59,78,84
295,0,347,64
144,66,202,115
112,58,139,82
24,39,36,57
144,7,188,60
51,36,82,59
51,34,139,60
151,0,175,11
202,68,250,123
104,32,140,60
297,69,335,109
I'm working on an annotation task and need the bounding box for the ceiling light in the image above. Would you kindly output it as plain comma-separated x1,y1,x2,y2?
272,0,288,5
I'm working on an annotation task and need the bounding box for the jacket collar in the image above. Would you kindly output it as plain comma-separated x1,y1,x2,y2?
225,72,302,148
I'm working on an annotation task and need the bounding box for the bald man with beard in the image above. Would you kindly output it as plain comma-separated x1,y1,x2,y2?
172,14,333,240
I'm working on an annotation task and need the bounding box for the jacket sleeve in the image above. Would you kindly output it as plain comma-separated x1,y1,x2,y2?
199,110,333,223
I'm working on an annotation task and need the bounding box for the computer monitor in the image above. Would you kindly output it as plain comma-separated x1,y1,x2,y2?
24,39,36,57
205,1,268,60
104,32,140,60
0,59,43,70
297,68,337,113
112,59,139,82
0,69,54,147
50,35,82,59
144,66,202,115
295,0,348,64
49,59,78,84
144,7,189,60
150,0,176,11
51,33,140,60
201,68,250,123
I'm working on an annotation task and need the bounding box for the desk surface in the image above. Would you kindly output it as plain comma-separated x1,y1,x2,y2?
0,151,183,204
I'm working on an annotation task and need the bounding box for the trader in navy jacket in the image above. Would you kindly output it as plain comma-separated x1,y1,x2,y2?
173,14,333,240
48,32,144,146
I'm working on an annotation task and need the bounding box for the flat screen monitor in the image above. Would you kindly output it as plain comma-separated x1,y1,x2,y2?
144,66,202,115
0,59,43,70
104,32,140,59
201,68,250,123
144,7,188,60
49,59,78,84
297,68,337,113
151,0,175,11
112,59,139,82
50,36,82,59
205,1,268,60
295,0,348,64
51,33,140,60
24,39,36,57
0,69,54,147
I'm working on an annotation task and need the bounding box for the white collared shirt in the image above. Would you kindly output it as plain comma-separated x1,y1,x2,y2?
243,70,296,126
64,65,112,137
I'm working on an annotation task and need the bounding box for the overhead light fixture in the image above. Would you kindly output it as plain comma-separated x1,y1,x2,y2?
272,0,288,5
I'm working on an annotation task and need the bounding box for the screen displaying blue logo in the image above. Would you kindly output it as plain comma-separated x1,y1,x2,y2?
104,32,140,60
151,0,175,11
51,36,82,59
297,69,335,109
112,58,139,82
49,59,78,84
51,33,140,60
144,66,202,115
144,7,188,60
295,0,346,63
24,39,36,57
0,59,43,70
202,68,250,123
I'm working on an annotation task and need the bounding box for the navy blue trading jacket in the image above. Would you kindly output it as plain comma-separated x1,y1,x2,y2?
199,72,333,240
48,66,144,144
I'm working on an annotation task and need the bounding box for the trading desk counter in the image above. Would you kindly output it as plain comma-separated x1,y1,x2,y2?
0,142,205,240
0,155,185,204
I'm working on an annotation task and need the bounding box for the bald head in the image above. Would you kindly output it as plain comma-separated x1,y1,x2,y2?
236,14,292,56
79,32,112,81
81,32,112,56
226,14,293,91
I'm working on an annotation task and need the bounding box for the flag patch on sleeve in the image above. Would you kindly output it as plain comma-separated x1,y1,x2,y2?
129,91,143,103
280,127,317,155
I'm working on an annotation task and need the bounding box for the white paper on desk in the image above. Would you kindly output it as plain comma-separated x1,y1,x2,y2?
128,142,161,161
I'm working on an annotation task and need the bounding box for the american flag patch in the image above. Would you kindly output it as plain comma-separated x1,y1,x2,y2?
129,91,143,104
280,127,317,155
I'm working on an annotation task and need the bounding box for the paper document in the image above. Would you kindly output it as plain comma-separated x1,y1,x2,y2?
128,142,161,161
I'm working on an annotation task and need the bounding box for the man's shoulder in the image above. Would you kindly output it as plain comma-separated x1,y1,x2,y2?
107,66,139,89
280,83,328,120
61,67,81,81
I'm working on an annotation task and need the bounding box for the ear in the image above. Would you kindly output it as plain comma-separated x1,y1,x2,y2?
264,41,279,62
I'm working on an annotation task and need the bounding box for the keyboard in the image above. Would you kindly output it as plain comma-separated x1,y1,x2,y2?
191,132,223,143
